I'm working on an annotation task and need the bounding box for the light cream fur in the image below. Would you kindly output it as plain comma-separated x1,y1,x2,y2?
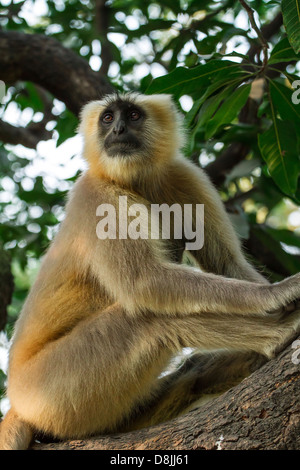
1,93,300,450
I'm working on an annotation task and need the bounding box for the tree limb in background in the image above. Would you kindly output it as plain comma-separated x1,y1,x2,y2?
239,0,269,69
0,85,57,149
0,31,114,117
0,119,52,149
95,0,114,76
248,12,283,64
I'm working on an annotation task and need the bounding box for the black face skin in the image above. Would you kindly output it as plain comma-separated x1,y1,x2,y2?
99,99,146,157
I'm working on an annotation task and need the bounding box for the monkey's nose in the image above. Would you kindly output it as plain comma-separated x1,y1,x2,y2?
113,120,126,135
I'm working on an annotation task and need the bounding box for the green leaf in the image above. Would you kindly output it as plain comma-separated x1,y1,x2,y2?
145,60,244,98
228,210,250,239
258,119,300,197
264,226,300,249
268,37,300,64
55,110,78,146
197,85,236,128
205,83,251,138
269,79,300,125
187,84,236,148
184,72,249,129
282,0,300,54
225,158,261,184
184,97,203,128
14,82,45,112
251,225,300,275
252,174,283,210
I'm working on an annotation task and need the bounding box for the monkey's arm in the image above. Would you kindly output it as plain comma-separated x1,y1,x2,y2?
174,158,268,284
93,230,300,314
88,215,300,317
70,175,300,318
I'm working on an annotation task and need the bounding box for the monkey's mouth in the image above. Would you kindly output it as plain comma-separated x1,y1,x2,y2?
105,139,141,156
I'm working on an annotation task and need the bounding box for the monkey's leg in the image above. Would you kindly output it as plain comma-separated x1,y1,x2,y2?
125,310,300,430
127,350,267,430
6,306,299,443
169,309,300,358
7,304,176,440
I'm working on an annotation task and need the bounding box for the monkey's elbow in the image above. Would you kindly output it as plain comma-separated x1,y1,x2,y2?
113,280,155,315
106,264,168,315
122,276,166,315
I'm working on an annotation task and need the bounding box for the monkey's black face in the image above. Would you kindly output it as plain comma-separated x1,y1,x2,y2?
99,100,146,157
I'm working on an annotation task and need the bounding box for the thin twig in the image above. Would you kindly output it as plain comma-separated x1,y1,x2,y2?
239,0,269,70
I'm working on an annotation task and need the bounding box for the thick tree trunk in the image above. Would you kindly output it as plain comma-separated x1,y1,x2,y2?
33,338,300,450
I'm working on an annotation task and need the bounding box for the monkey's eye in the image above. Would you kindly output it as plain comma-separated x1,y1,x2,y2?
130,110,141,121
102,113,114,123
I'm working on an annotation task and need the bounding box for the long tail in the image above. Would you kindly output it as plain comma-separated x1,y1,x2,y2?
0,408,33,450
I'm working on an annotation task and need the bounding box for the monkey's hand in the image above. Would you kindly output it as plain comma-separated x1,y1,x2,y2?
265,272,300,316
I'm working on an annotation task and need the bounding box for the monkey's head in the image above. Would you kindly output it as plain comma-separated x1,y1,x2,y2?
79,93,185,184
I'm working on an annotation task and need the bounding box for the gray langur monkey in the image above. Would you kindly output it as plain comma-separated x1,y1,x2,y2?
1,92,300,450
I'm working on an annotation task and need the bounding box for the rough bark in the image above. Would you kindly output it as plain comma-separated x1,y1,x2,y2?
32,337,300,450
0,31,114,117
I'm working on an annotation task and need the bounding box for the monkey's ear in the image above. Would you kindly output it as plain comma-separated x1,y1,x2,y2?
78,100,102,137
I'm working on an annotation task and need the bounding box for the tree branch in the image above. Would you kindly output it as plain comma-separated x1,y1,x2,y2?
32,335,300,450
239,0,269,69
248,12,283,63
0,119,52,149
95,0,114,76
0,31,114,117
